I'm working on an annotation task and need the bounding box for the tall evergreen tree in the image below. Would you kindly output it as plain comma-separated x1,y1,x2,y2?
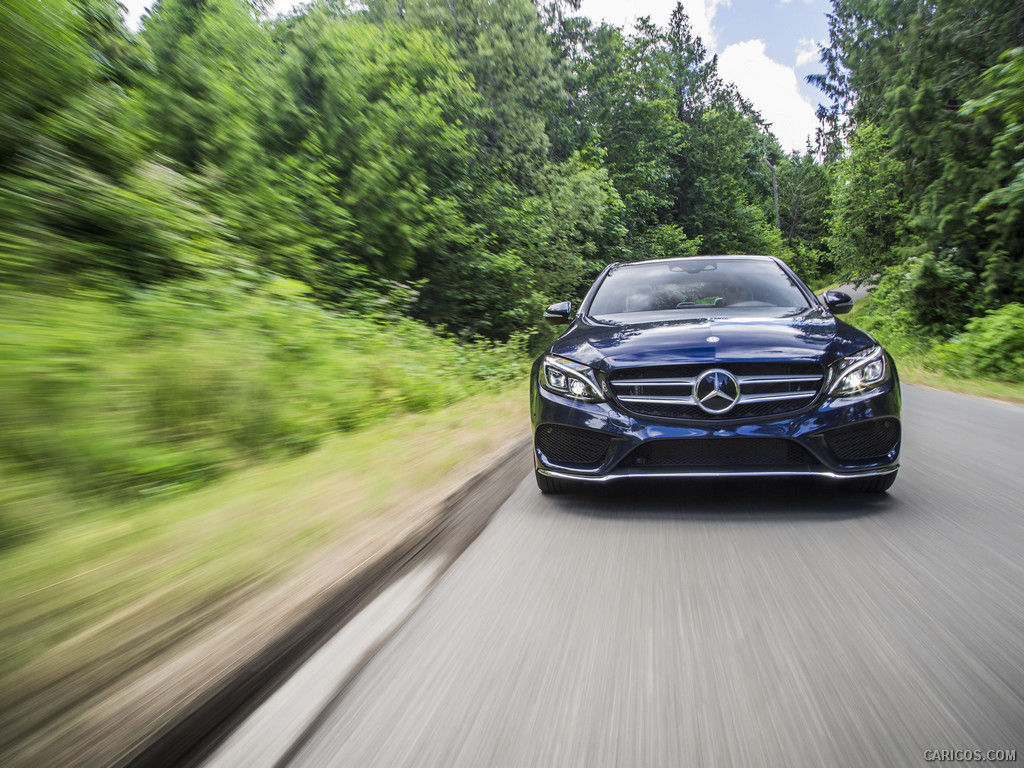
812,0,1024,316
663,4,783,257
572,20,678,237
961,46,1024,305
826,123,906,280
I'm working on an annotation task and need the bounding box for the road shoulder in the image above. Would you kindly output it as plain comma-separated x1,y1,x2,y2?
1,400,531,768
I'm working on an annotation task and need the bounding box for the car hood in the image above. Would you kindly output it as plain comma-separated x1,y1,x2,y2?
548,308,876,371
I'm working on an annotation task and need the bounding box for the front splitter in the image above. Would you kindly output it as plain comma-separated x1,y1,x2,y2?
537,466,899,482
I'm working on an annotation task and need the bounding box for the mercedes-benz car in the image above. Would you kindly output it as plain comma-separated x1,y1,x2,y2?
530,255,900,493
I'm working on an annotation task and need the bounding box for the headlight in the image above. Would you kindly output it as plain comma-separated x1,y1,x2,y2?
540,355,605,402
829,345,889,395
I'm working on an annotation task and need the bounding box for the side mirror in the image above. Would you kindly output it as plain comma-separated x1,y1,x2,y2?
821,290,853,315
543,301,573,325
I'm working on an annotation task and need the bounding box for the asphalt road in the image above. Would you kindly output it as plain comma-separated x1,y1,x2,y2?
273,384,1024,767
836,281,874,302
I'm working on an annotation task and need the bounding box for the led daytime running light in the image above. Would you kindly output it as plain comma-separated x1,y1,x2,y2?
829,346,888,395
541,356,605,402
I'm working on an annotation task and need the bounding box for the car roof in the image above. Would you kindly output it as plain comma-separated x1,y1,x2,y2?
612,255,781,268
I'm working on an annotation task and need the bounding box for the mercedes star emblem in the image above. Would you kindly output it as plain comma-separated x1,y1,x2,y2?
694,368,740,414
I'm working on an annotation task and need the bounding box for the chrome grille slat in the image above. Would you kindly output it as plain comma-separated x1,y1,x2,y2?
609,363,824,420
736,374,822,384
619,395,697,404
738,391,817,403
617,391,815,405
611,378,696,387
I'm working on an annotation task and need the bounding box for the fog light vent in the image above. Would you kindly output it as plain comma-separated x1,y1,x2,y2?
824,419,900,462
536,425,611,466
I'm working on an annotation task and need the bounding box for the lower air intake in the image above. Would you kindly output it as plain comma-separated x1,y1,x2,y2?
824,418,900,462
621,438,816,468
536,425,611,466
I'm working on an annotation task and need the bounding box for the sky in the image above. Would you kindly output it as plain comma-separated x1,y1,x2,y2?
121,0,832,153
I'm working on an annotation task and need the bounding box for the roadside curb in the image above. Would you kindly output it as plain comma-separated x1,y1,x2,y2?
6,435,532,768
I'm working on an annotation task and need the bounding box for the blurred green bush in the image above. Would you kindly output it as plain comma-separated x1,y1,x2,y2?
0,280,524,547
845,267,1024,391
934,303,1024,381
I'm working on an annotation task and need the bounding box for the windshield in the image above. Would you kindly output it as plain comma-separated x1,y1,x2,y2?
588,258,812,319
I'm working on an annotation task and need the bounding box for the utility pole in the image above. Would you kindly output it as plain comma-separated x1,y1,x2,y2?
762,139,780,230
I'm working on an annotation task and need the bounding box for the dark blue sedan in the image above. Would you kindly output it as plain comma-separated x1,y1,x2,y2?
530,255,901,493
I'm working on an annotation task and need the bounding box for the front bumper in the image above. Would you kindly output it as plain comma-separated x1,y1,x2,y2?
530,371,901,483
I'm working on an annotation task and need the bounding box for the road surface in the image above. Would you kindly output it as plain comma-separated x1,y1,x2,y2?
223,385,1024,767
836,281,874,302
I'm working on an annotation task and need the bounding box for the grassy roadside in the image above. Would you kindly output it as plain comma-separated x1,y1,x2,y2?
845,294,1024,406
844,292,868,320
885,359,1024,406
0,285,527,551
0,383,529,687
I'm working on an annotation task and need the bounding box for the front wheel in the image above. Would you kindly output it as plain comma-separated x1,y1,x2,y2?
535,471,578,494
846,471,897,493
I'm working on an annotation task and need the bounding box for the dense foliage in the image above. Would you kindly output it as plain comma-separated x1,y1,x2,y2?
0,0,820,534
812,0,1024,340
4,0,1024,540
1,0,821,326
0,278,523,547
935,304,1024,382
5,0,1020,332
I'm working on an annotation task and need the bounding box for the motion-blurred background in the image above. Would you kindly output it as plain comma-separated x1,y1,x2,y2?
2,2,1024,762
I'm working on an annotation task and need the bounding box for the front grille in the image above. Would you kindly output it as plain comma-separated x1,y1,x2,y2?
824,419,900,462
620,438,818,468
609,363,824,421
536,425,611,466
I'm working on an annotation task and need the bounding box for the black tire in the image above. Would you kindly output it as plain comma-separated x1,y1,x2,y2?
846,471,897,493
535,471,577,494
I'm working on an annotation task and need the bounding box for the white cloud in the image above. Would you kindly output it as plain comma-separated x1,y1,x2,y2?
795,37,820,68
717,39,818,153
578,0,727,49
120,0,150,30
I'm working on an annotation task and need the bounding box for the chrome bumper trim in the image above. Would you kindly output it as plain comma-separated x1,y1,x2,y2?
536,466,899,483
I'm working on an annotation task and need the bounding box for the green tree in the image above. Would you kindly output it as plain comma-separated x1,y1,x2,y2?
672,103,784,256
961,47,1024,305
372,0,561,188
141,0,314,280
662,4,785,257
559,4,785,262
777,149,833,279
0,0,92,167
573,20,678,238
812,0,1024,317
357,0,618,337
0,0,228,289
826,123,906,281
279,12,480,283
